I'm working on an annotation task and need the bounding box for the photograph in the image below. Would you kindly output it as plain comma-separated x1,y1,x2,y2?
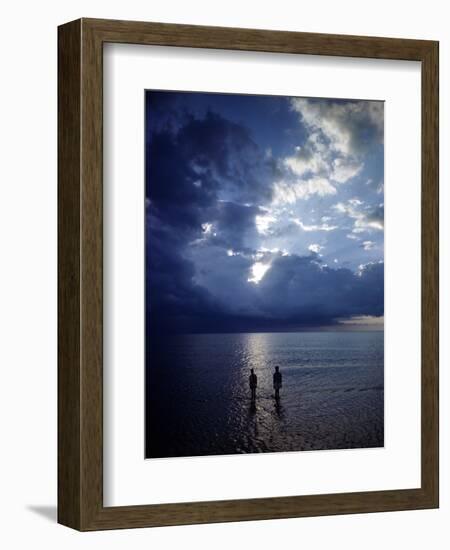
144,90,385,459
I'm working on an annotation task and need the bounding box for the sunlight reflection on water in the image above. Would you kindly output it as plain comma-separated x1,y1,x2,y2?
146,331,384,458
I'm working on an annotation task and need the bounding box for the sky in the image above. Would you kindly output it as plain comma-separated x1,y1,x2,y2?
145,91,384,333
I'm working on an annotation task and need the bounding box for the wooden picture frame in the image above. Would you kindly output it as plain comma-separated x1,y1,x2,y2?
58,18,439,530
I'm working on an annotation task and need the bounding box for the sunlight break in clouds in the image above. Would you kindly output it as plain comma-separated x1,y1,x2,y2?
308,243,324,254
338,315,384,328
248,262,271,284
145,91,384,332
255,212,277,235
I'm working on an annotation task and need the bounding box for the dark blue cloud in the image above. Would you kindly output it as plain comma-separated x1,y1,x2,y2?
256,255,383,323
145,91,384,333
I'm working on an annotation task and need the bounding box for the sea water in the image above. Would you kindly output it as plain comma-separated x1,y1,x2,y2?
145,331,384,458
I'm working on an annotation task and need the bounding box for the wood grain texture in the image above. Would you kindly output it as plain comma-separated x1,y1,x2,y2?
57,19,82,530
58,18,439,531
420,41,439,505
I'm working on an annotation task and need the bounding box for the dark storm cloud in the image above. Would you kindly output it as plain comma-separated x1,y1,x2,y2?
146,109,276,207
255,256,384,324
146,203,223,333
145,91,384,333
211,201,262,250
147,232,384,332
145,106,278,255
145,105,278,332
194,250,384,329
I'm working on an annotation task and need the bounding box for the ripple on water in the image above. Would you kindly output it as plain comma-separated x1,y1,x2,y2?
146,331,384,458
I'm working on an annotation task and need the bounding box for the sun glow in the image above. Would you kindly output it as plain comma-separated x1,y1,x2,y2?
247,262,271,284
255,213,277,235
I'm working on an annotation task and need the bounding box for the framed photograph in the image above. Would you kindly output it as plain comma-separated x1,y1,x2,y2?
58,18,439,530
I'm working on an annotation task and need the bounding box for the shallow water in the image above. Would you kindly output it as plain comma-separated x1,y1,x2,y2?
145,331,384,458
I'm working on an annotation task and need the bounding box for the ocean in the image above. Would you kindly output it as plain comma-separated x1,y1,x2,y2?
145,331,384,458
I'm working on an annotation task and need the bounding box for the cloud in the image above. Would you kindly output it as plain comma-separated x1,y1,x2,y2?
148,198,384,332
271,97,383,209
308,243,324,254
255,211,278,235
290,97,384,156
252,255,384,326
145,108,279,333
361,240,376,251
212,201,263,250
331,158,363,183
154,248,384,332
283,135,329,177
146,207,223,334
292,218,338,232
272,177,337,204
146,109,277,214
283,136,363,185
334,201,384,233
145,92,384,333
338,315,384,327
